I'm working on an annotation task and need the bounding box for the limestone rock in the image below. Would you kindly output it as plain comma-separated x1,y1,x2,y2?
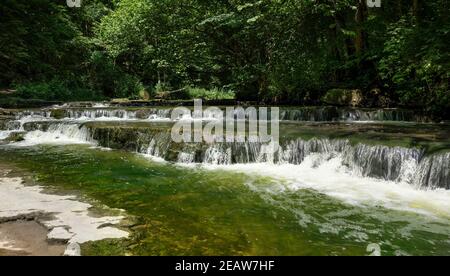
50,109,66,119
111,98,131,104
135,109,151,119
48,227,74,242
5,131,25,142
0,177,129,252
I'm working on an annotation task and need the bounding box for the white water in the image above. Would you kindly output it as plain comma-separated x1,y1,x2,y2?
92,103,110,108
195,154,450,219
174,138,444,187
14,124,95,146
5,117,449,219
7,108,225,126
1,107,449,221
0,130,13,140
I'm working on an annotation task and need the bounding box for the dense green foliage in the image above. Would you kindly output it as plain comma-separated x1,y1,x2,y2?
0,0,141,100
0,0,448,118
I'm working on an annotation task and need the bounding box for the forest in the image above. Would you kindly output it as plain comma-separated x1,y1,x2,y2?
1,0,450,257
0,0,448,118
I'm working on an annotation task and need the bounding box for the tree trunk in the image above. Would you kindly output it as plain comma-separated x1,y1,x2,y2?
397,0,403,19
355,0,368,55
334,14,355,58
413,0,421,21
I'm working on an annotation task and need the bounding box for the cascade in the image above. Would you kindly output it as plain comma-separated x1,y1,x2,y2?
0,106,447,189
6,106,431,124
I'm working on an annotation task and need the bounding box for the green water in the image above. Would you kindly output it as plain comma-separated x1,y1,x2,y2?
1,144,449,256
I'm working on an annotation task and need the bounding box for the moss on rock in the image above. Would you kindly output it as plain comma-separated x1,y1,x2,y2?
50,109,66,119
5,132,25,142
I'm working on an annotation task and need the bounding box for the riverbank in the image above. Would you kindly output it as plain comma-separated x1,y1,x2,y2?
0,220,65,256
0,164,129,256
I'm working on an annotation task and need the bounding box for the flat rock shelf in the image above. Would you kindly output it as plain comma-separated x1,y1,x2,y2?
0,167,129,256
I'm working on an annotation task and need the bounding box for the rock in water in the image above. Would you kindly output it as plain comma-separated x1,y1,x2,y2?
47,227,74,242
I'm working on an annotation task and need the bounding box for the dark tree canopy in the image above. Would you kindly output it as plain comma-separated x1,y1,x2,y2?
0,0,448,117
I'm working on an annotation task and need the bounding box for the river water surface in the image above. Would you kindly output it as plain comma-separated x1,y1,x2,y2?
0,105,449,255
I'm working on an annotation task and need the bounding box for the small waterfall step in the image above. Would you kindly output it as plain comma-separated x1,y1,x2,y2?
3,106,435,123
0,107,448,190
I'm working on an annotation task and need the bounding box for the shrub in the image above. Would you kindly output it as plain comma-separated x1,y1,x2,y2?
186,87,235,100
15,79,103,101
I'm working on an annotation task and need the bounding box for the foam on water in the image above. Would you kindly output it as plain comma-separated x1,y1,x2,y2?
3,107,449,221
92,103,110,108
0,131,13,140
11,109,220,124
14,124,95,146
11,121,448,218
196,154,450,218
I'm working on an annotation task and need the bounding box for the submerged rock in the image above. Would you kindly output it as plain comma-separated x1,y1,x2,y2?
5,132,25,142
135,109,152,119
50,109,66,120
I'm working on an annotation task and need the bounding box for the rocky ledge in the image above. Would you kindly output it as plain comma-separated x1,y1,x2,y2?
0,170,129,256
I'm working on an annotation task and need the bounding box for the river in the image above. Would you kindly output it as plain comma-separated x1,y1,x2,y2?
0,104,449,255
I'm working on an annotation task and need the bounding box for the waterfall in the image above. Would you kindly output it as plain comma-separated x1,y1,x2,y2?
279,139,350,164
16,123,94,146
177,152,196,163
141,132,172,158
192,137,422,185
15,110,51,120
280,107,340,122
66,109,136,120
63,108,172,121
0,131,12,140
0,106,447,189
12,108,173,121
74,119,448,189
342,144,424,182
3,120,21,131
203,145,233,165
137,135,448,189
413,153,450,190
2,118,448,189
8,106,430,124
280,107,426,122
